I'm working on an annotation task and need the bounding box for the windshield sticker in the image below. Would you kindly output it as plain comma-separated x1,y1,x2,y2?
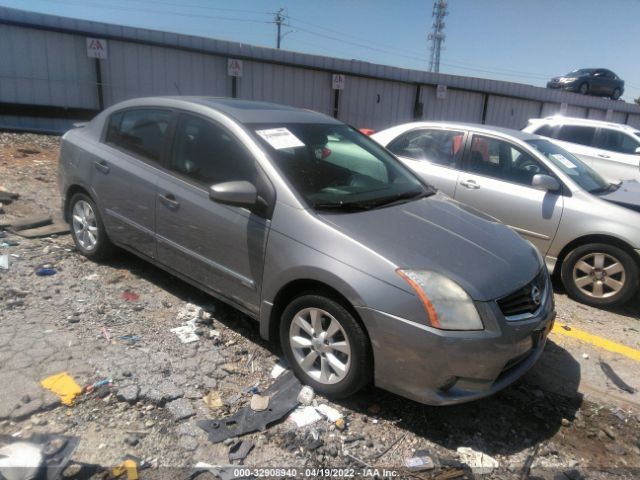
551,153,577,169
256,128,305,150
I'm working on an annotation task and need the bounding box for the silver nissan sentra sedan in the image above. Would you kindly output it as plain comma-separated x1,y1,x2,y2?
58,97,554,405
373,122,640,309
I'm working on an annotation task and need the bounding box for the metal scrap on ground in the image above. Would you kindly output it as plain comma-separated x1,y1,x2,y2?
599,360,637,393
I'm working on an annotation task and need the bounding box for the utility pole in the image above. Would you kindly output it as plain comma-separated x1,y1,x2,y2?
428,0,448,73
275,8,285,49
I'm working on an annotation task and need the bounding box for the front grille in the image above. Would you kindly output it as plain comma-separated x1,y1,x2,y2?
497,270,546,318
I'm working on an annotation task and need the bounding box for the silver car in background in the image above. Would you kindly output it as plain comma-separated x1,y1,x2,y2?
373,122,640,308
58,97,554,405
523,116,640,183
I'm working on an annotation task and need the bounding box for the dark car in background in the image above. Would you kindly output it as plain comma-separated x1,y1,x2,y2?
547,69,624,100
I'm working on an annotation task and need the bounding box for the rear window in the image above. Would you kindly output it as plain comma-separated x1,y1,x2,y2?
594,129,640,154
556,125,595,146
105,109,172,162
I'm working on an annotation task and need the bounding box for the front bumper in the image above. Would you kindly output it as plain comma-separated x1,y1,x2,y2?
357,275,555,406
547,81,578,91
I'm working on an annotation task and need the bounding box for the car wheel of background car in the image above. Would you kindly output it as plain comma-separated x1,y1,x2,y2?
68,192,114,260
611,88,622,100
561,243,639,307
579,82,589,95
280,293,371,398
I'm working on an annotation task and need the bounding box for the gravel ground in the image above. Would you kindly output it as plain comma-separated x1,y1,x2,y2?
1,132,640,479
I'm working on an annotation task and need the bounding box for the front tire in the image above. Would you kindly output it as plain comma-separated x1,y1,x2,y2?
68,192,114,260
560,243,639,307
280,293,371,398
611,88,621,100
579,82,589,95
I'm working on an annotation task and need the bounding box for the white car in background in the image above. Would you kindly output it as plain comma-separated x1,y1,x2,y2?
523,116,640,182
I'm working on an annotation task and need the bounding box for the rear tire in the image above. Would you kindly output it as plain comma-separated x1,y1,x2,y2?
560,243,638,308
611,88,621,100
579,82,589,95
280,293,371,398
68,192,114,261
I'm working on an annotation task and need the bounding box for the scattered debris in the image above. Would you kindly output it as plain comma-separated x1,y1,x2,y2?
117,334,140,345
85,378,112,393
250,394,270,412
270,359,288,379
316,404,343,422
405,449,435,471
288,405,322,428
40,372,82,406
111,458,139,480
600,360,637,393
0,254,8,270
0,434,79,480
5,215,51,231
334,418,346,431
190,462,253,480
170,303,213,343
35,265,57,276
122,289,140,302
198,371,301,443
0,190,19,204
203,391,224,410
457,446,499,475
13,219,69,238
297,386,314,406
228,440,255,464
582,353,589,359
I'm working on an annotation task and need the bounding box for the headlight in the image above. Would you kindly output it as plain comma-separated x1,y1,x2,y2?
559,77,576,83
396,269,484,331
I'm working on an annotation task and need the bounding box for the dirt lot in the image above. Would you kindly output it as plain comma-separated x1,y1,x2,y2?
1,132,640,479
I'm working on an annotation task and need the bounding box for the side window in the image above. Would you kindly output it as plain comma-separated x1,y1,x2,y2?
465,135,549,187
170,114,256,186
387,129,464,167
595,129,640,154
533,124,555,138
556,125,595,146
105,109,172,162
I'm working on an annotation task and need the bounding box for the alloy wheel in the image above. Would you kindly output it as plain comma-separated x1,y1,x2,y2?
572,252,626,299
288,307,351,384
72,200,99,251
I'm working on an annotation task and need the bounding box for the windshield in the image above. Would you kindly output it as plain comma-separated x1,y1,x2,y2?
250,123,431,210
566,69,592,76
526,139,611,193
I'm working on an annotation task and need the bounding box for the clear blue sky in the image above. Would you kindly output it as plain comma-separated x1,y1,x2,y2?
2,0,639,101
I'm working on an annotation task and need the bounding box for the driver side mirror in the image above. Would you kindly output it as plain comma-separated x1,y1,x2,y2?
209,181,257,208
634,147,640,155
532,174,561,193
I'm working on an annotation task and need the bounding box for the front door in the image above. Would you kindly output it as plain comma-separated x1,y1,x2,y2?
155,113,271,314
91,108,173,258
454,133,563,255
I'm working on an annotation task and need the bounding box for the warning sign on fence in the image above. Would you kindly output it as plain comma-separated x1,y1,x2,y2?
86,38,108,59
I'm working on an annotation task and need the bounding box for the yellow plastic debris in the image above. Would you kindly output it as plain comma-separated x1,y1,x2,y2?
111,459,139,480
40,372,82,406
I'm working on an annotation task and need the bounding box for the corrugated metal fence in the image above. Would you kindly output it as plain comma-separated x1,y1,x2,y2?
2,6,640,134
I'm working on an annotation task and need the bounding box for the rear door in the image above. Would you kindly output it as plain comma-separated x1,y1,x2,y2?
92,108,173,258
385,128,467,197
454,133,563,254
552,124,598,167
155,112,272,315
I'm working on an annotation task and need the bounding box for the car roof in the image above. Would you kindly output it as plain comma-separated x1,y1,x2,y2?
530,116,638,132
387,121,541,141
109,96,341,125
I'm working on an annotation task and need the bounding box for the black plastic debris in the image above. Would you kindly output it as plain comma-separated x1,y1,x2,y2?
599,361,637,393
228,440,254,464
0,433,79,480
198,370,301,443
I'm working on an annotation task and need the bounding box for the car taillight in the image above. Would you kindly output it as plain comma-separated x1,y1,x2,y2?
359,128,375,136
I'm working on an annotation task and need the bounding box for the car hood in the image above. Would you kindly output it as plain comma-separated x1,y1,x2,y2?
599,180,640,212
318,193,541,301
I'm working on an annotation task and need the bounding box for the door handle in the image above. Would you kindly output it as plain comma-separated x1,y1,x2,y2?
460,179,480,190
597,154,611,159
94,160,110,174
159,193,180,210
